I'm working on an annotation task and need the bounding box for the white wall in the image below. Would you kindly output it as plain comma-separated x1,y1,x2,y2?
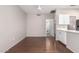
26,14,46,37
0,6,26,52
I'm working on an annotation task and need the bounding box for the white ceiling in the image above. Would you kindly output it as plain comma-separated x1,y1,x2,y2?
19,5,79,14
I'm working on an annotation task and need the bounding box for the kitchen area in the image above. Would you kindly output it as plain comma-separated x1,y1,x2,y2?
56,9,79,52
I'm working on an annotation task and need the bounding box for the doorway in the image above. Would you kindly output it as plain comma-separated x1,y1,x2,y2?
46,19,54,37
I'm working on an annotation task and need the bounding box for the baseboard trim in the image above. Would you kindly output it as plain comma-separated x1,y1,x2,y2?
57,40,73,53
5,37,26,53
26,36,47,37
57,40,66,47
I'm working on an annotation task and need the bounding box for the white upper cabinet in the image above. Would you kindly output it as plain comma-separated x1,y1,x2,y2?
59,15,70,25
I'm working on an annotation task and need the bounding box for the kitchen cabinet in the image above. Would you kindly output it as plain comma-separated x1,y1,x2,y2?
67,32,79,52
59,15,70,25
56,30,67,45
56,15,76,45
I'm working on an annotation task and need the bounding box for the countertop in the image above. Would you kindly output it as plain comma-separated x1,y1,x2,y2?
56,28,79,33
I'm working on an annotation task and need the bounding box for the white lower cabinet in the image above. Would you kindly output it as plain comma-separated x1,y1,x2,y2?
67,32,79,52
56,30,67,45
56,30,79,52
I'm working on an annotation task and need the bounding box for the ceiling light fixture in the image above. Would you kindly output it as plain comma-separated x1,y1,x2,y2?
37,5,42,10
70,5,76,6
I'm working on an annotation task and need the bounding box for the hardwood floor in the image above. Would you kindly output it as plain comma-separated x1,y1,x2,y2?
6,37,72,53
